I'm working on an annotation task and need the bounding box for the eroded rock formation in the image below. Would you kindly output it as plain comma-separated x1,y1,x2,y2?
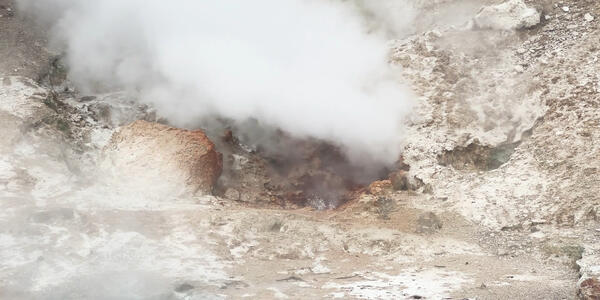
102,120,223,195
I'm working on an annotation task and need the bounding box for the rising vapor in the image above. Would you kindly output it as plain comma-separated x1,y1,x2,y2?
18,0,415,164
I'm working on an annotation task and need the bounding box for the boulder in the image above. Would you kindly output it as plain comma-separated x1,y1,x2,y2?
473,0,541,31
102,120,222,195
578,277,600,300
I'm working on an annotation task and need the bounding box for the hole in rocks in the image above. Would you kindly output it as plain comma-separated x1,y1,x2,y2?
206,119,390,210
438,139,520,171
174,283,195,293
260,139,377,209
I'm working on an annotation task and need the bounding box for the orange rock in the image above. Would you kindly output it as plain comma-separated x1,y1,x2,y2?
103,120,222,195
368,180,392,196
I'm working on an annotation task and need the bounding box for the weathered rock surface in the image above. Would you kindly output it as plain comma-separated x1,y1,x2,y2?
368,180,392,196
473,0,541,30
102,120,222,195
390,170,412,191
578,245,600,299
84,92,158,128
0,76,48,119
0,76,54,152
224,187,241,201
578,277,600,300
391,0,600,231
416,212,443,234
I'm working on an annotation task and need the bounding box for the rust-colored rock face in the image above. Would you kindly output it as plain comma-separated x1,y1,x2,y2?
103,120,222,195
368,180,392,196
579,278,600,300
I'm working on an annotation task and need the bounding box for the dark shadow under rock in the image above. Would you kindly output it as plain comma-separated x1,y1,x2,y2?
438,139,520,171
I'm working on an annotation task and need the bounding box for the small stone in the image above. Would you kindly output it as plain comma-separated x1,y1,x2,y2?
531,219,546,225
269,220,283,232
517,48,527,54
584,13,595,22
545,15,552,20
240,193,253,203
175,283,195,293
225,188,240,201
514,65,524,73
562,6,569,13
429,29,442,38
311,263,331,274
422,183,433,194
79,96,96,102
416,212,443,234
530,231,545,239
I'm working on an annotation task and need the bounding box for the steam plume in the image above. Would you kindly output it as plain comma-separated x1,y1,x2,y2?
18,0,415,164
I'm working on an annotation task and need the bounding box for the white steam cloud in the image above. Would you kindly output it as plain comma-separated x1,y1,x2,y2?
18,0,415,164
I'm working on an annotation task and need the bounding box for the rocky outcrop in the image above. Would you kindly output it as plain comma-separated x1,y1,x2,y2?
102,120,222,195
0,76,53,152
473,0,541,31
578,246,600,299
578,277,600,300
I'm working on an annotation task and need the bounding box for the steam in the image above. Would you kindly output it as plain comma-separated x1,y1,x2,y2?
18,0,415,164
